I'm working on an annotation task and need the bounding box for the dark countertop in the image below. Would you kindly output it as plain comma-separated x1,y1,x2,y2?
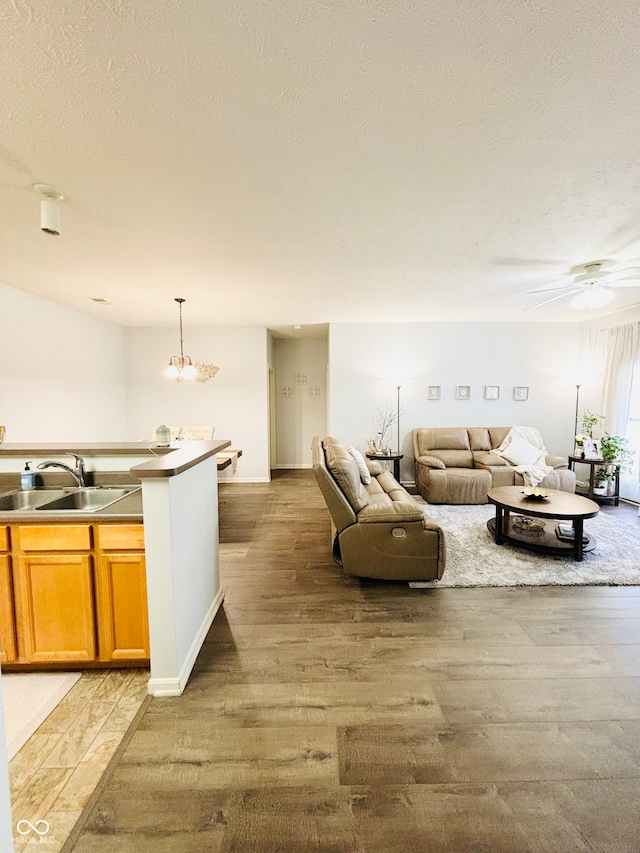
0,442,172,456
0,439,231,522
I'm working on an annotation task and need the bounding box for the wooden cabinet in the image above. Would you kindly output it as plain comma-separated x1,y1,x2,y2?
3,521,148,669
96,525,149,661
0,526,17,663
14,553,96,662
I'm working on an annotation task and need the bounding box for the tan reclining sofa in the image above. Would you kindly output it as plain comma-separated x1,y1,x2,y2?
312,436,445,581
412,427,575,504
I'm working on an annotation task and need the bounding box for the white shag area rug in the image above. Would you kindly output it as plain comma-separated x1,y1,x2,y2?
410,503,640,588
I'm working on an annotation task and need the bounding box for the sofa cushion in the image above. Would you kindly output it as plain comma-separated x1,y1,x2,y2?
425,468,492,504
376,470,401,493
414,427,469,456
468,428,491,451
348,445,371,485
365,478,385,496
324,443,369,512
473,451,508,467
500,437,544,467
488,427,511,449
431,449,474,468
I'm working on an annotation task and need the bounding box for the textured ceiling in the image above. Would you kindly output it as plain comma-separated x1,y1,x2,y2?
1,0,639,327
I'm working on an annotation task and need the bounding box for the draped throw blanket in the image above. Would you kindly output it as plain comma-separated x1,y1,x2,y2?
490,425,553,488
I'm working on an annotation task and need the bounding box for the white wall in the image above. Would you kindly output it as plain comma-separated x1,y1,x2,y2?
273,337,328,467
329,322,584,482
0,283,127,441
124,326,270,481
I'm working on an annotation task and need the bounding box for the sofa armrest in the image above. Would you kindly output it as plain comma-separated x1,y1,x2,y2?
416,455,446,469
358,502,425,524
545,454,568,469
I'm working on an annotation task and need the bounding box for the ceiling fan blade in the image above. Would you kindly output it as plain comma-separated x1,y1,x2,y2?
524,289,581,310
526,284,574,295
495,257,571,267
603,267,640,282
610,278,640,287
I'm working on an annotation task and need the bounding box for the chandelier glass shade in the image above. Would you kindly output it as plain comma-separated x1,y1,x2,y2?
164,298,198,380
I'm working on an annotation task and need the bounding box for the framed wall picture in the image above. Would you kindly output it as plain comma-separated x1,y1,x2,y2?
455,385,471,400
514,386,529,401
484,385,499,400
427,385,441,400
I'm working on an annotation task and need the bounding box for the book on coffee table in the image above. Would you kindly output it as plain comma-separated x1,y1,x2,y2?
555,522,588,544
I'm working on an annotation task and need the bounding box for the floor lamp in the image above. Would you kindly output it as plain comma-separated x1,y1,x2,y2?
574,384,581,438
396,385,401,454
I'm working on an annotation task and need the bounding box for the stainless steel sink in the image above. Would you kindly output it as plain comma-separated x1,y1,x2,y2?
0,489,68,511
36,487,141,512
0,486,141,512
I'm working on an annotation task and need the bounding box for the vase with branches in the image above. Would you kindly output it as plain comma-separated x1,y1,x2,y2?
373,404,399,453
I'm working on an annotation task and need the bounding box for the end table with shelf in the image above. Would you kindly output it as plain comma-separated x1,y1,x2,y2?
366,452,403,481
568,455,620,505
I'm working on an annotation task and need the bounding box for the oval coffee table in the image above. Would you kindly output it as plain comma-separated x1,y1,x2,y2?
487,486,600,562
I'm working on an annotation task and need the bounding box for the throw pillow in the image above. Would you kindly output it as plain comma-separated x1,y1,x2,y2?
348,445,372,485
501,437,544,467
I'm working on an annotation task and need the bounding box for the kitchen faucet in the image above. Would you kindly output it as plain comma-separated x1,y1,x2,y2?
36,453,87,487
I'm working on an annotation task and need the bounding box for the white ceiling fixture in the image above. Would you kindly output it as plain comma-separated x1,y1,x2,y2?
524,261,640,311
164,298,197,380
33,183,65,236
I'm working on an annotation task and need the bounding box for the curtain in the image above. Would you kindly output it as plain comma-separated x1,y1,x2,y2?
601,323,638,434
601,322,640,502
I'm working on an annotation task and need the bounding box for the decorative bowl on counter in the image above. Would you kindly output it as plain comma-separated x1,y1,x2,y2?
521,487,551,500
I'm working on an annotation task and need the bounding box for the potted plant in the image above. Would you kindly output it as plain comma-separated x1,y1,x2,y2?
593,467,609,495
580,409,604,438
575,410,605,457
599,433,634,472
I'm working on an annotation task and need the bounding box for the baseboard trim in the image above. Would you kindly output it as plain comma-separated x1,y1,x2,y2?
273,464,313,469
218,476,271,483
147,587,225,697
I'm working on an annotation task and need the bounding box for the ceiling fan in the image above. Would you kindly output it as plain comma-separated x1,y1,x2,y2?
525,260,640,311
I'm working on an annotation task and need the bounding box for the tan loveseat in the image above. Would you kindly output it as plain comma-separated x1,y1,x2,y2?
412,427,575,504
312,436,445,581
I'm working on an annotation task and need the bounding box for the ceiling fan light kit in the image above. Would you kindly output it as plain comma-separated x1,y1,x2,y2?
571,286,615,310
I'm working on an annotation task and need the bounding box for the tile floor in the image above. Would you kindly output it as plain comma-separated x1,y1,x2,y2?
8,668,149,852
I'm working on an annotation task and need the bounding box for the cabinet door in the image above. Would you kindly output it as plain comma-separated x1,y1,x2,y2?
96,553,149,661
14,555,96,662
0,555,17,663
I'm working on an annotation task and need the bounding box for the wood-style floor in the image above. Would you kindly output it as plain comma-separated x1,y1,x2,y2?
64,471,640,852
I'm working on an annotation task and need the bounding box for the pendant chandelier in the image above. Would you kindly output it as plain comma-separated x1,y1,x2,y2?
164,298,198,380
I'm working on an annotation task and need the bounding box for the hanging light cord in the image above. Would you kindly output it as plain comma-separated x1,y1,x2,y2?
177,298,186,362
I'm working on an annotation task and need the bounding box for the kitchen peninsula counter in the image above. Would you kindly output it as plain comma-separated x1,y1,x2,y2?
0,440,230,692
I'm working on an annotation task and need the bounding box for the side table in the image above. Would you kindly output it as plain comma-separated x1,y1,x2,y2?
568,455,620,505
366,452,403,481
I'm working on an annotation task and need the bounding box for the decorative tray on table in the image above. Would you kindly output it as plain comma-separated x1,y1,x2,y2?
521,487,551,501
